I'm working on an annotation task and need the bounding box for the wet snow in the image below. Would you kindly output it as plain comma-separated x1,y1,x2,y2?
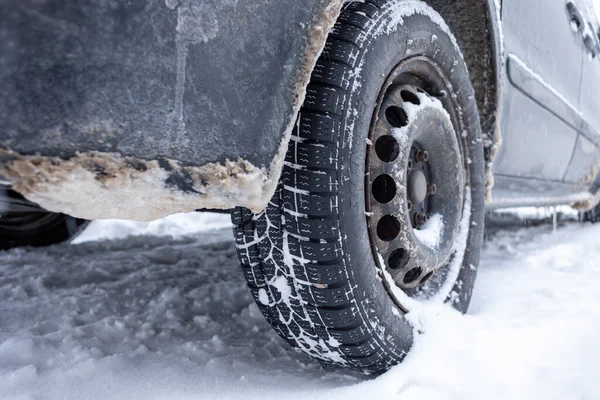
1,212,600,399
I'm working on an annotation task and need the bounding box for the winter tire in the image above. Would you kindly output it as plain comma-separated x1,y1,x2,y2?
0,187,88,250
232,0,486,373
583,203,600,223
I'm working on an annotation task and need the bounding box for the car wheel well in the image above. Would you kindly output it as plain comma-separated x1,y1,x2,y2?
424,0,502,167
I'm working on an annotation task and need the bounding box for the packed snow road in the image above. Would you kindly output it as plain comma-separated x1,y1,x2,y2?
1,213,599,400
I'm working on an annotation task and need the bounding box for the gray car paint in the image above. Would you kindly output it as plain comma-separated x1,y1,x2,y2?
490,0,600,207
571,3,600,185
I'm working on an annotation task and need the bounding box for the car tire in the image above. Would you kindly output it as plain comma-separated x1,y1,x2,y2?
0,188,88,251
583,203,600,223
232,0,485,373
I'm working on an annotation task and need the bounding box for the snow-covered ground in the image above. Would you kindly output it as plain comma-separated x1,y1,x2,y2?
72,212,232,244
1,212,600,400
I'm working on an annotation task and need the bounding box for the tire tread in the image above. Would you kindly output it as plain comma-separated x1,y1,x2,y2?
232,3,387,370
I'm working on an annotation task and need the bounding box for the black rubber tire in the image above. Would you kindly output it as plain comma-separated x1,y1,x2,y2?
232,0,485,373
583,203,600,223
0,189,88,251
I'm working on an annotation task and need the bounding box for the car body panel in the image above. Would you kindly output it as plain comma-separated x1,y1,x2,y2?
0,0,598,220
0,0,343,220
0,0,341,168
489,0,600,208
574,1,600,189
492,0,583,182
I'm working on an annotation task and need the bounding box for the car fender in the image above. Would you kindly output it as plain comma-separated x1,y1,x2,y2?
0,0,502,221
0,0,344,221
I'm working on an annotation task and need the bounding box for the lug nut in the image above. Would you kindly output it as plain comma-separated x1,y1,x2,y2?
427,183,437,195
415,150,424,163
415,150,429,163
418,215,425,226
407,160,413,169
407,201,413,211
414,212,428,227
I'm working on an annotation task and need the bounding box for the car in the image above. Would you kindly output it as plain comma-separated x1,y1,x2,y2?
1,0,599,373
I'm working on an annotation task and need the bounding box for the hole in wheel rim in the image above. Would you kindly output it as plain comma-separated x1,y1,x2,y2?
388,248,410,270
403,267,423,285
372,175,397,204
377,215,401,242
401,90,421,105
375,136,400,162
385,106,408,128
419,271,434,285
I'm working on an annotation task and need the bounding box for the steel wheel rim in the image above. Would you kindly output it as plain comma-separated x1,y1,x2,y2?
366,56,468,295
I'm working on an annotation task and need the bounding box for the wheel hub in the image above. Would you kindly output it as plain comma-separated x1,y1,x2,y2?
408,169,427,205
365,58,465,292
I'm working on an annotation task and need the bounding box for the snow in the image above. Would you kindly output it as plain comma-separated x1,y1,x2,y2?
271,276,292,304
1,213,600,399
257,289,270,306
413,214,444,248
392,92,454,145
73,212,231,244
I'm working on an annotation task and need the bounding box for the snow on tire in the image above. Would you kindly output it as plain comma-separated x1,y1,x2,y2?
232,0,486,373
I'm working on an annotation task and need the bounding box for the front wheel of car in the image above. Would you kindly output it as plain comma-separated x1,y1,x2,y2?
232,0,486,373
